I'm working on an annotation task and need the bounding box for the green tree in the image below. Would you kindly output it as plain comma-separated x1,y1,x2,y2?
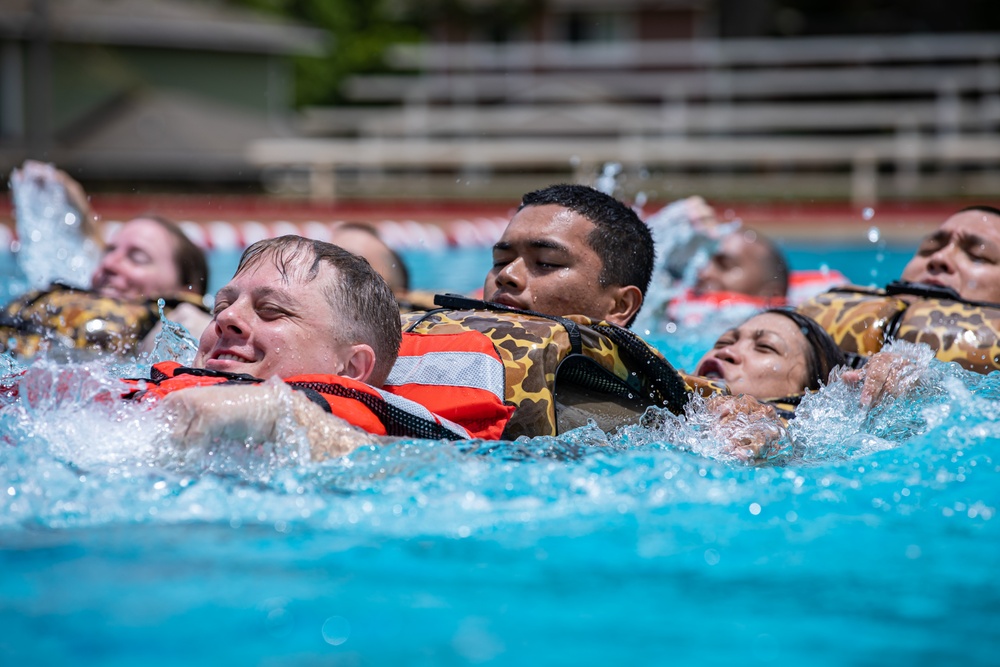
232,0,421,106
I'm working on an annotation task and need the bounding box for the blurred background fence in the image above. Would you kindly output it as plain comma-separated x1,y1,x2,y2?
1,0,999,213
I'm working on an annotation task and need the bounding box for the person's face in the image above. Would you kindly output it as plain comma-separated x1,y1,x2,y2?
694,312,810,399
483,204,626,324
695,231,778,298
90,218,182,300
901,209,1000,303
194,257,355,379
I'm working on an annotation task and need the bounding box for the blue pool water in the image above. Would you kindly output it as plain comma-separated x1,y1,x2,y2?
1,239,998,666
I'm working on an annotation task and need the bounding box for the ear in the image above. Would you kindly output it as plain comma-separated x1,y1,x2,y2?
339,343,378,384
604,285,644,327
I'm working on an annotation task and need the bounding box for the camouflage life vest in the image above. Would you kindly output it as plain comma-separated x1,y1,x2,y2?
0,284,208,359
402,295,708,438
797,281,1000,373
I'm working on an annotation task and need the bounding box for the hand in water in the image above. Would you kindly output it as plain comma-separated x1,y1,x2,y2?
840,351,919,407
704,393,787,462
160,382,374,459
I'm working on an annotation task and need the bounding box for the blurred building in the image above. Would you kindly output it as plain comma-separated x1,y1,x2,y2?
0,0,324,186
404,0,712,42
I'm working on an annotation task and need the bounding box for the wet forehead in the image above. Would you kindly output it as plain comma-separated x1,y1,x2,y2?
938,210,1000,246
499,205,597,250
718,232,767,263
226,258,335,306
739,312,806,347
114,218,176,251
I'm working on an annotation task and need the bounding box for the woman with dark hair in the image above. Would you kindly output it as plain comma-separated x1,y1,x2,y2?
693,308,846,402
673,308,847,462
92,215,209,300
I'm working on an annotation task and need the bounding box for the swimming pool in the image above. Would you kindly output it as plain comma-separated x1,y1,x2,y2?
1,240,997,666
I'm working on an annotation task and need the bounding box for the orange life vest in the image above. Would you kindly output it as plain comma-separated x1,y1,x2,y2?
125,329,514,441
665,269,850,327
384,330,514,440
666,289,785,327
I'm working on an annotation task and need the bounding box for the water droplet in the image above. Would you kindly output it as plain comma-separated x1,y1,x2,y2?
749,502,761,515
867,226,881,243
322,616,351,645
863,207,875,221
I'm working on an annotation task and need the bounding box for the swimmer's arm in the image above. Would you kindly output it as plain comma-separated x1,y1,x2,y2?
159,383,376,460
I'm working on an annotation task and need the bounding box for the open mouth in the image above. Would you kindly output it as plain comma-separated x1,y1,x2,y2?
213,353,249,362
207,350,254,366
695,358,725,380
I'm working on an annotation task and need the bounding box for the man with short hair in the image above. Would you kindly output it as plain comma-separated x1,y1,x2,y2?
195,235,400,386
483,183,654,328
802,205,1000,404
137,235,510,458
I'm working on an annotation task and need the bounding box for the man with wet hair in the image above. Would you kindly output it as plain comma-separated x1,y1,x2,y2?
143,235,399,457
192,235,401,386
483,183,654,328
137,235,511,458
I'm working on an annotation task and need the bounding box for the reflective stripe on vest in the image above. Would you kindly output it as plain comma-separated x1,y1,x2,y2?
382,331,514,440
126,361,479,440
386,350,506,403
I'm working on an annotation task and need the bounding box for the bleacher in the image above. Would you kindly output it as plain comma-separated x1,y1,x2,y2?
248,33,1000,203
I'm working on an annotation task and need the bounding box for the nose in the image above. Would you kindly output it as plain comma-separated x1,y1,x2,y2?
925,244,956,274
96,247,124,275
695,259,720,289
213,301,248,337
714,343,742,365
495,258,526,290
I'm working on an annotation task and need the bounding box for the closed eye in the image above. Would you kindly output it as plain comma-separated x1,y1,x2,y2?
127,248,153,265
256,304,289,320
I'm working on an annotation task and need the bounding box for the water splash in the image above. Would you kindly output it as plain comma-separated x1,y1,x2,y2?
0,336,995,539
594,162,623,196
9,161,102,290
633,198,741,336
136,300,201,372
